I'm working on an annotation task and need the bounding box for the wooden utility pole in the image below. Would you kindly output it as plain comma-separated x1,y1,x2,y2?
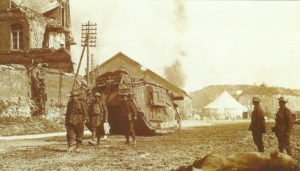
81,21,97,86
91,53,94,70
71,22,97,92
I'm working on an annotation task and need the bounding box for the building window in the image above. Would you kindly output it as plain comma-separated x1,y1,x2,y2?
11,24,23,50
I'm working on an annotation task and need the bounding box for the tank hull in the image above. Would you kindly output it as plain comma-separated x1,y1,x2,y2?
90,70,181,135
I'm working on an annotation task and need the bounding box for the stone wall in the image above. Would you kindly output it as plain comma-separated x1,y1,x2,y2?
0,64,75,117
0,65,31,116
45,68,74,106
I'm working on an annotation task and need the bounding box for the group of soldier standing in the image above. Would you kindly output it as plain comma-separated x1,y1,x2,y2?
65,81,138,153
65,79,295,154
249,96,294,156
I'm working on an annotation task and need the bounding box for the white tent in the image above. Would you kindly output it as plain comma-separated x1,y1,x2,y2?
204,91,248,119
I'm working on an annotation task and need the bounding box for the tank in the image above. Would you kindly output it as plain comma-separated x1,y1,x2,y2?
90,69,182,135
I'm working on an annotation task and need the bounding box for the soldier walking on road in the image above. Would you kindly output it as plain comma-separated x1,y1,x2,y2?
88,92,108,146
65,92,88,153
248,97,266,152
272,96,294,156
122,93,138,145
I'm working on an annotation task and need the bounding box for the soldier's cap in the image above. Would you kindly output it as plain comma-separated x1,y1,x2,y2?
95,92,101,97
37,63,48,68
42,63,48,67
277,96,288,103
37,63,43,68
252,97,261,102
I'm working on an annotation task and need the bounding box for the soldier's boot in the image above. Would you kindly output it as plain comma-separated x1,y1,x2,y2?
258,146,264,153
75,144,81,153
286,148,292,156
67,142,75,152
88,132,97,145
131,133,136,145
96,137,101,147
125,135,130,145
257,144,264,152
279,148,284,153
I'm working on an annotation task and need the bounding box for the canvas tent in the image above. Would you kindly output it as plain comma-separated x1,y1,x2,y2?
204,91,248,119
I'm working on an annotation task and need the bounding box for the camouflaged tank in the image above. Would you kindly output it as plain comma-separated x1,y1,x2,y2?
91,69,182,135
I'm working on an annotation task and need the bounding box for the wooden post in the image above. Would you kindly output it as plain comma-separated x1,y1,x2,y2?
81,22,97,87
72,43,86,91
86,21,90,86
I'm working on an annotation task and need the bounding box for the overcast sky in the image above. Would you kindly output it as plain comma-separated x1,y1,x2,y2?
70,0,300,92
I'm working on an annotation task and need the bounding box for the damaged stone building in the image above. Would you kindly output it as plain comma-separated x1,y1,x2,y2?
0,0,74,72
0,0,76,116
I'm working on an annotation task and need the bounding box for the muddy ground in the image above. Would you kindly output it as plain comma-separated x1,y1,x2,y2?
0,123,299,171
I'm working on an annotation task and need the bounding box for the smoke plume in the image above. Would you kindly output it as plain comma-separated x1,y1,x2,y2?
164,0,187,88
164,59,186,88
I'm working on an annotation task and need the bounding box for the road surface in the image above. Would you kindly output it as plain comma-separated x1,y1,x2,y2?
0,123,299,170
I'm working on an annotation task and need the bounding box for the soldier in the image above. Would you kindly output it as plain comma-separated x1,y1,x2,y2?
248,97,266,152
122,93,138,145
174,103,181,128
31,63,48,115
88,92,108,146
65,91,88,152
77,80,88,102
272,96,294,156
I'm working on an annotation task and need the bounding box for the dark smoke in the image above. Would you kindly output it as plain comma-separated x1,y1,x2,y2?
164,59,186,88
163,0,187,88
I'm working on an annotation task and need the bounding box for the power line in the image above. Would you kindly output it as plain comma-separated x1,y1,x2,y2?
81,21,97,86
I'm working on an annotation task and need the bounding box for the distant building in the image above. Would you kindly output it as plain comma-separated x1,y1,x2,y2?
89,52,193,118
0,0,74,72
239,94,300,119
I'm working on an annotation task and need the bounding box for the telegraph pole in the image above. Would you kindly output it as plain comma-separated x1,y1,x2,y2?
91,53,94,71
81,21,97,86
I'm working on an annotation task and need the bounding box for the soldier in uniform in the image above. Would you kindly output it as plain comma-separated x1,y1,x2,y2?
248,97,266,152
272,96,294,156
31,63,48,115
122,93,138,145
88,92,108,146
77,80,89,102
65,91,88,152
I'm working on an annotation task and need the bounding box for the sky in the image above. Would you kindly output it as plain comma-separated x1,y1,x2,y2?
70,0,300,92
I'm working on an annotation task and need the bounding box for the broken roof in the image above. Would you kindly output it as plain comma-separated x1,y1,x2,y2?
12,0,62,14
10,3,63,30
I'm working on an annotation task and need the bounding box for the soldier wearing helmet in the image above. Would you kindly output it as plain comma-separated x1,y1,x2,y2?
65,91,88,152
88,92,108,146
272,96,294,156
121,92,138,145
248,97,266,152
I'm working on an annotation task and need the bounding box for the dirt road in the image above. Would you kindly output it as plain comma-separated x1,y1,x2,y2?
0,123,299,171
